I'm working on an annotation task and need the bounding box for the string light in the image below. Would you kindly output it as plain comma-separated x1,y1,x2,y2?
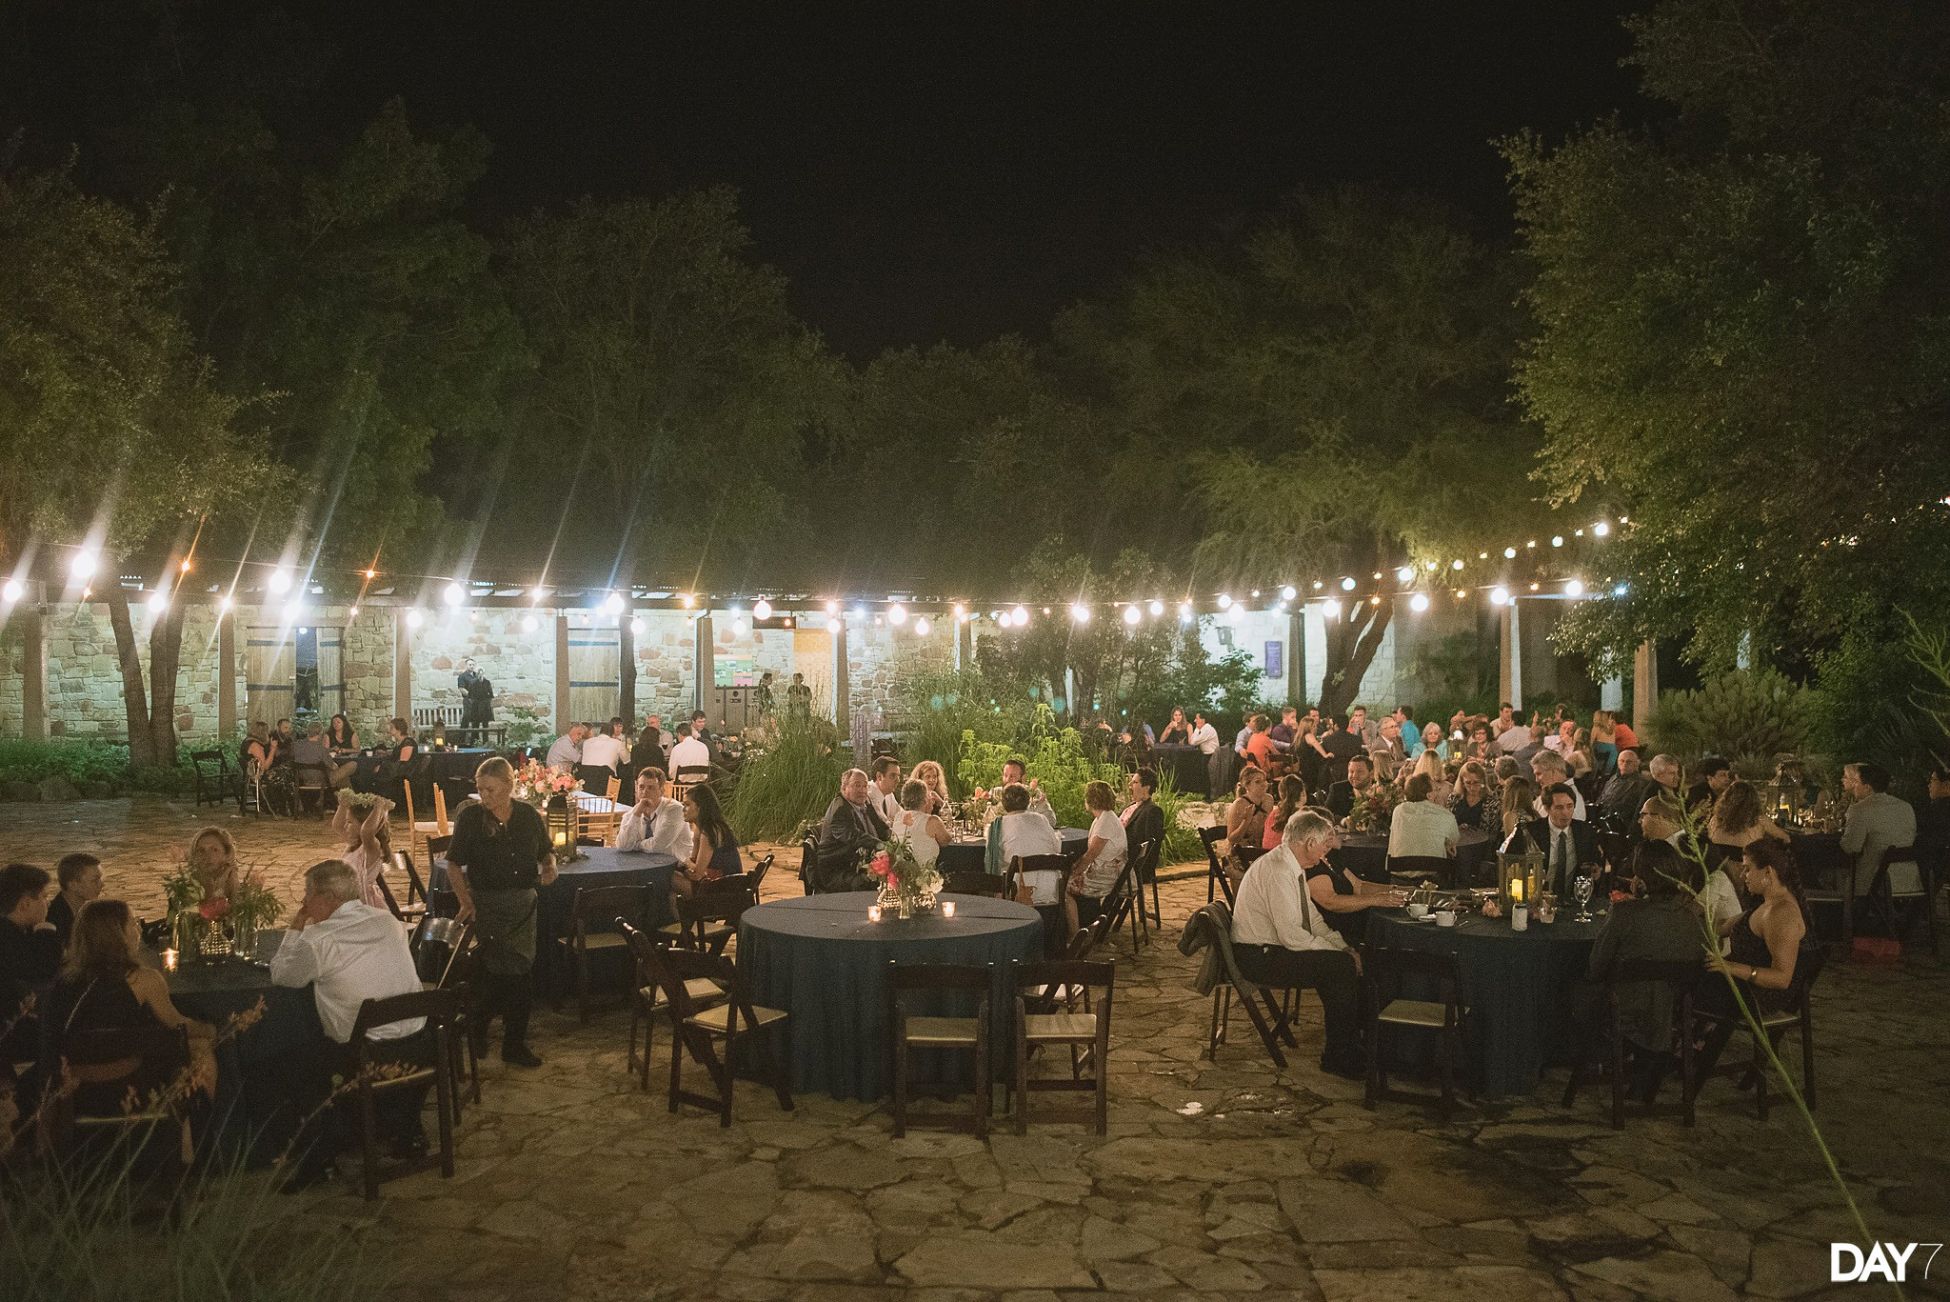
1,579,21,604
1395,566,1415,584
1070,602,1092,623
406,609,424,628
267,568,292,594
1593,521,1611,537
1279,584,1296,601
1490,587,1510,606
1551,535,1565,548
914,616,932,636
1217,593,1233,610
218,594,234,614
754,597,774,621
1409,593,1430,613
178,558,193,574
1122,604,1141,626
443,582,465,607
1504,547,1517,559
70,551,99,582
1564,578,1585,597
1322,598,1343,619
1178,602,1194,624
824,599,839,616
1010,606,1029,627
348,605,359,618
1339,576,1356,591
603,593,625,616
953,603,967,621
146,589,169,613
1148,599,1164,617
885,602,904,625
1450,559,1464,571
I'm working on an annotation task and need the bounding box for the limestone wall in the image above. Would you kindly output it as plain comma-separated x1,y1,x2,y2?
408,608,556,732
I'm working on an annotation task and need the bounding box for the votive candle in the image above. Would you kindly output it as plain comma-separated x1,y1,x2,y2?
867,904,882,923
941,901,956,919
161,948,179,972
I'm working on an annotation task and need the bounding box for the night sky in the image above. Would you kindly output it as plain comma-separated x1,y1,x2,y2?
312,1,1647,358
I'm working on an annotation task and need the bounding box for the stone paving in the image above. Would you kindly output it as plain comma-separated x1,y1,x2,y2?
8,798,1950,1300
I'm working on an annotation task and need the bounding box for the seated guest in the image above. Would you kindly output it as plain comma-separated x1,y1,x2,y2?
674,784,743,898
910,760,953,815
1293,716,1329,794
1119,769,1167,865
1065,781,1129,936
1394,706,1423,759
631,715,665,773
1706,780,1788,860
1374,716,1407,767
1307,818,1408,946
1324,753,1377,822
331,795,395,910
813,769,890,894
1268,707,1299,761
47,852,105,942
1568,728,1598,780
1405,748,1446,797
1418,722,1446,763
1499,776,1538,846
1230,811,1365,1079
1243,714,1278,775
546,722,588,773
870,757,904,826
618,768,694,859
1685,755,1733,817
1387,774,1460,861
579,719,628,775
1264,775,1309,851
1494,715,1534,756
326,712,360,753
1918,763,1950,882
1696,839,1814,1079
1529,751,1587,820
990,782,1065,905
667,722,711,776
1,864,62,1076
1449,761,1495,831
1491,702,1517,737
1544,716,1577,759
1000,758,1056,825
1637,791,1699,860
270,859,434,1191
289,722,339,790
1507,783,1603,896
1839,761,1917,894
1590,709,1620,775
1646,752,1681,797
352,718,419,796
890,779,950,868
186,826,241,906
1159,708,1192,746
243,719,297,814
1227,768,1274,848
41,899,216,1113
1579,841,1704,1094
1597,749,1656,830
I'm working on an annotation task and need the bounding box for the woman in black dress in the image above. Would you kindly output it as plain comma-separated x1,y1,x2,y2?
444,756,557,1067
1449,760,1495,831
1695,837,1814,1079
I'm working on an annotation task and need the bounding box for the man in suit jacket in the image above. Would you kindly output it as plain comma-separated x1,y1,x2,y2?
1325,754,1377,822
813,768,890,894
1120,768,1167,869
1505,782,1604,896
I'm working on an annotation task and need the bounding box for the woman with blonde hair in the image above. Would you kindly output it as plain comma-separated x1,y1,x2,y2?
1065,780,1128,936
186,827,240,905
1227,767,1273,848
909,760,953,815
1498,776,1539,845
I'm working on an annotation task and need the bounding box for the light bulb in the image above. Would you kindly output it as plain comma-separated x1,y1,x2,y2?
1011,606,1029,627
444,582,465,607
348,606,359,618
69,550,99,583
1451,559,1464,571
1322,598,1343,619
1551,535,1565,548
1178,603,1194,625
914,616,931,636
630,618,644,636
604,593,624,615
521,614,539,633
1409,593,1430,613
147,589,169,612
406,609,424,628
1217,593,1233,610
1565,578,1585,597
1593,520,1611,537
1613,583,1629,597
887,602,905,625
531,586,548,604
1396,566,1415,584
1,579,21,603
1340,576,1356,591
1490,586,1510,606
1122,605,1141,626
218,595,234,614
1280,584,1296,601
754,598,774,621
1070,603,1092,623
679,591,695,608
1148,599,1164,617
1504,547,1518,559
824,599,839,615
267,568,292,594
953,603,967,621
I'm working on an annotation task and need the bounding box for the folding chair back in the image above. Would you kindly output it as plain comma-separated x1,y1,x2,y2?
1200,825,1235,905
943,870,1009,898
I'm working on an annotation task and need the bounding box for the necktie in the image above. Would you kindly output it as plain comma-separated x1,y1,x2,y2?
1554,830,1570,894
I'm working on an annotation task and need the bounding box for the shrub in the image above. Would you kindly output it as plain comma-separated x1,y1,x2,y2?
724,712,847,841
0,739,195,795
901,668,1041,798
959,705,1124,829
1648,670,1814,776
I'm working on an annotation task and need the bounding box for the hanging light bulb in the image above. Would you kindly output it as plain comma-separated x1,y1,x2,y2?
630,617,644,637
348,606,359,618
1178,602,1194,625
1122,604,1141,626
1551,535,1565,548
1395,566,1415,584
1070,602,1092,623
1409,593,1430,613
444,582,466,607
1280,584,1297,601
1564,578,1585,597
754,597,774,621
531,586,549,604
953,602,968,621
1010,606,1029,627
146,588,169,613
1592,520,1611,537
218,594,234,614
914,616,932,636
1504,547,1518,559
1216,593,1233,610
1322,598,1343,619
521,613,539,633
1147,599,1164,617
266,567,292,594
1339,576,1356,591
824,599,839,616
1489,587,1510,606
406,609,424,628
1,578,22,604
604,593,625,616
1450,559,1464,571
886,602,905,625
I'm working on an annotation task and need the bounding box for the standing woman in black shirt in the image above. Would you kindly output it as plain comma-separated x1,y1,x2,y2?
444,757,557,1067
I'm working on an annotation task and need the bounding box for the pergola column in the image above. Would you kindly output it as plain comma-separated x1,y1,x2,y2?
830,617,850,729
953,616,972,673
1287,609,1305,705
618,606,636,723
217,610,237,738
554,615,571,729
1633,639,1659,736
394,611,413,722
1498,602,1522,707
1599,672,1624,713
693,613,715,715
18,599,46,741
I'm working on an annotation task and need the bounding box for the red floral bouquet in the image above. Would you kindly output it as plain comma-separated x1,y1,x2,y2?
197,896,231,922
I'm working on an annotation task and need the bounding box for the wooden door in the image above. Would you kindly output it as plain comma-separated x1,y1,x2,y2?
244,627,295,728
316,627,345,721
568,626,620,724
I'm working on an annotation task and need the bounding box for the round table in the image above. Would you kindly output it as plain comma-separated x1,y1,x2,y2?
434,846,676,996
1368,906,1608,1098
164,931,324,1165
936,826,1089,876
738,892,1045,1101
1334,828,1494,886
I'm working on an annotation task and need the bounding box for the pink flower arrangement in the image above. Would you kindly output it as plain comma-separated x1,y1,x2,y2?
868,850,894,881
197,896,231,922
512,758,584,807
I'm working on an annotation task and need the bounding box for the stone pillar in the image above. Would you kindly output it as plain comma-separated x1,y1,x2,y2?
618,607,636,724
953,617,972,673
554,615,571,728
1498,602,1522,707
693,614,715,715
393,611,413,722
217,610,237,738
1736,631,1754,671
1600,673,1624,713
19,600,46,741
1632,640,1659,736
1287,610,1305,705
830,617,849,729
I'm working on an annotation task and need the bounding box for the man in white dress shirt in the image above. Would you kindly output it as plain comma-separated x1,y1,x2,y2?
579,719,628,775
668,722,712,776
616,767,695,860
1230,810,1364,1078
1189,712,1223,798
270,858,430,1190
871,757,904,826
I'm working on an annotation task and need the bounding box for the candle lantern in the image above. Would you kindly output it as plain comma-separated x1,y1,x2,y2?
546,794,584,861
1498,850,1542,916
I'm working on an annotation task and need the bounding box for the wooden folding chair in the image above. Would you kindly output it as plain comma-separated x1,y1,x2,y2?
41,1025,196,1168
1690,947,1827,1120
1200,825,1236,906
887,961,993,1138
554,884,652,1022
1010,959,1114,1135
661,873,755,956
1188,901,1300,1068
620,921,726,1091
652,946,793,1127
943,870,1009,898
1563,957,1695,1129
347,989,459,1200
1363,942,1472,1119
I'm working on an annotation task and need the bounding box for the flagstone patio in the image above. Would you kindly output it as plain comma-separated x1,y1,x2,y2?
9,797,1949,1300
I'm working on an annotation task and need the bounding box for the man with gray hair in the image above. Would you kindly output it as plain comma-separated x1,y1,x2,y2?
1529,750,1587,820
810,768,890,894
270,858,431,1191
1229,810,1365,1079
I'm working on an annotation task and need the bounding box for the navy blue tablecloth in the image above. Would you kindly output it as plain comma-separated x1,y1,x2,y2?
164,931,324,1166
936,826,1089,876
738,893,1044,1101
1368,907,1606,1098
1334,829,1494,886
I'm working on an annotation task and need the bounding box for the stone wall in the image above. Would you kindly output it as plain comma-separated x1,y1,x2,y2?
0,602,225,741
408,608,556,733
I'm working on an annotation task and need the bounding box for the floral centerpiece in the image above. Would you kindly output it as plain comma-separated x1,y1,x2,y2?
866,839,943,919
511,758,585,861
161,864,283,961
1346,784,1398,835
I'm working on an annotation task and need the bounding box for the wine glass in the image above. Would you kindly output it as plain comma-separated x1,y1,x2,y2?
1572,871,1596,923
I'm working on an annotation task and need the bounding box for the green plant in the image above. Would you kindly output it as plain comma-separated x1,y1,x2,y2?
1647,670,1814,776
901,668,1041,797
500,704,549,750
1808,616,1948,803
724,712,847,840
958,705,1124,829
0,739,197,796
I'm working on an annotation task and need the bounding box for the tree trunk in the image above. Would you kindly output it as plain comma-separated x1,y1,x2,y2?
103,585,157,767
146,600,187,768
1316,598,1395,719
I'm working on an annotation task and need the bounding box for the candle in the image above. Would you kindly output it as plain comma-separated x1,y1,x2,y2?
161,948,179,972
941,901,956,919
1509,879,1525,903
867,905,882,923
553,831,568,847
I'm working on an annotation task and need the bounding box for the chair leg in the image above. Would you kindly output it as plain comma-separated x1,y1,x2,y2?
1094,1031,1109,1136
359,1081,381,1201
435,1029,456,1179
893,1035,908,1139
1799,1015,1816,1111
576,944,591,1024
667,1024,685,1114
718,1026,736,1128
975,1028,991,1140
1014,1024,1030,1135
1207,987,1224,1059
1148,877,1162,928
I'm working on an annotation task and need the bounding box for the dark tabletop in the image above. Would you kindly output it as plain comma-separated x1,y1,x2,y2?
1368,906,1608,1098
738,892,1044,1101
1334,828,1494,886
937,826,1089,875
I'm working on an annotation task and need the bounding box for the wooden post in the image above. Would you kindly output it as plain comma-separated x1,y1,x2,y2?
830,617,850,729
217,610,237,739
694,613,715,716
19,598,46,741
1633,639,1659,736
554,615,571,731
954,616,972,674
618,606,636,724
1498,602,1521,707
393,611,413,723
1287,609,1305,705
